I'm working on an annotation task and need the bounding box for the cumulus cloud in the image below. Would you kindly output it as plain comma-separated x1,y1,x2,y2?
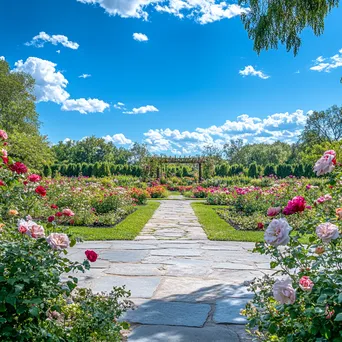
143,109,309,154
25,32,79,50
133,32,148,41
310,49,342,72
13,57,70,104
13,57,108,114
61,98,110,114
124,105,159,114
77,0,247,23
103,133,133,145
79,73,91,78
239,65,270,79
0,56,5,61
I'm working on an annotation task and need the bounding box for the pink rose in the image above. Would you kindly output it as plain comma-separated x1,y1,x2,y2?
1,149,7,157
283,196,306,215
273,277,296,304
46,233,70,250
264,218,292,247
267,206,281,217
29,224,45,239
0,130,8,140
299,276,314,292
62,208,75,217
28,174,41,182
314,150,337,176
316,222,339,243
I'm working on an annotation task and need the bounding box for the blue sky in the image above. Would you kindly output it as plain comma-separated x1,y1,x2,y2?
1,0,342,154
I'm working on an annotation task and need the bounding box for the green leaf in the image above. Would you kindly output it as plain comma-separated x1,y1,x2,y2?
5,296,16,308
335,313,342,322
29,306,39,317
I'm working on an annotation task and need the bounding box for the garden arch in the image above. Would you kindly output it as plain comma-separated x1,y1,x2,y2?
147,157,207,182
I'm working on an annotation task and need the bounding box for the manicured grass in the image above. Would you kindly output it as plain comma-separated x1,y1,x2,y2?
191,203,264,242
68,202,160,241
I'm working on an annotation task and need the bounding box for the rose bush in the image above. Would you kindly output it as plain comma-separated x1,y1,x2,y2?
243,150,342,341
0,131,132,341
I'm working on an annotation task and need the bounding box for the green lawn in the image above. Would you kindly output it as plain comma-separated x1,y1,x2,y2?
191,202,264,242
68,202,160,241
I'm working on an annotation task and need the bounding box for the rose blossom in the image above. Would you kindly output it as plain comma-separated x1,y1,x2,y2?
264,218,292,247
0,130,8,140
55,211,63,217
1,149,7,157
314,150,337,176
0,180,5,186
18,219,28,234
325,305,335,319
35,185,47,197
85,250,98,262
62,208,75,217
28,174,41,182
257,222,264,230
8,209,18,216
315,194,332,205
267,206,281,217
299,276,314,292
29,224,45,239
273,277,296,304
51,204,58,209
283,196,306,215
46,233,70,250
315,246,325,255
336,208,342,220
316,222,339,243
48,215,55,222
10,162,28,174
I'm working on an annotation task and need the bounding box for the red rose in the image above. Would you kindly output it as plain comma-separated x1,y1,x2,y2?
85,250,98,262
257,222,264,230
35,185,47,197
28,174,41,182
48,215,55,222
69,219,75,225
2,156,8,165
10,162,28,174
51,204,58,209
55,212,63,217
0,180,5,186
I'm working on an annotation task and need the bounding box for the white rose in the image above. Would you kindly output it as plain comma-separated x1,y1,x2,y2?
316,222,339,243
273,277,296,304
46,233,70,250
264,218,292,247
313,151,336,176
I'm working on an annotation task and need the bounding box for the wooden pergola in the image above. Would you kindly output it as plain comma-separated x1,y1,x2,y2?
148,156,207,181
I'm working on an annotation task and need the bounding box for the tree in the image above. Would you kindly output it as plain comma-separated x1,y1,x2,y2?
248,163,258,178
239,0,339,55
301,105,342,145
0,60,39,134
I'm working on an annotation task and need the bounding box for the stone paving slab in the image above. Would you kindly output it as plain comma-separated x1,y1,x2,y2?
128,325,240,342
124,301,211,327
213,298,250,324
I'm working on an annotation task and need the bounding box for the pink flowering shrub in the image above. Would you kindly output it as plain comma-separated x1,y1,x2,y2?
243,150,342,341
0,131,132,340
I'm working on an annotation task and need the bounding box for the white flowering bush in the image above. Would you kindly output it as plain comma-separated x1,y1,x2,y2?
243,150,342,341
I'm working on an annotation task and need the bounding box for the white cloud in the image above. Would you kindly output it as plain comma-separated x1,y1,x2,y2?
13,57,70,104
0,56,5,61
133,32,148,42
77,0,247,23
124,105,159,114
239,65,270,79
25,32,79,50
61,98,110,114
310,49,342,72
79,73,91,78
143,109,309,154
103,133,132,145
56,50,61,54
114,102,125,109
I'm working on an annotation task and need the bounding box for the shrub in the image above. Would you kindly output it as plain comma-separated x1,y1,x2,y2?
130,188,149,205
147,185,168,198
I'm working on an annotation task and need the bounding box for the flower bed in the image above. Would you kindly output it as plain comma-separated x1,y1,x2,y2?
0,130,132,341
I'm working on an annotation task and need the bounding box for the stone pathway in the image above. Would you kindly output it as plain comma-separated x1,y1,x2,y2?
68,200,271,341
136,200,207,241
